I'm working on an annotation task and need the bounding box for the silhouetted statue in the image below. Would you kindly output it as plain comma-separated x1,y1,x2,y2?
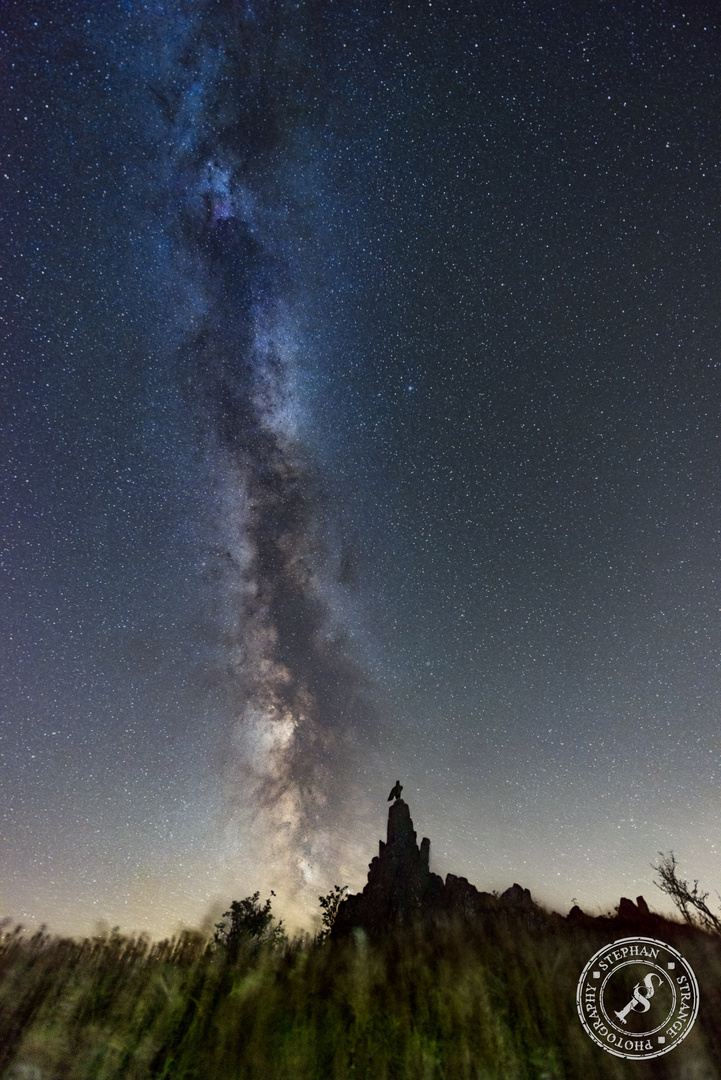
387,780,403,801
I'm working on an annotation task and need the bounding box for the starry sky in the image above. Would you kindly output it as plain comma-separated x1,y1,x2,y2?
2,0,720,939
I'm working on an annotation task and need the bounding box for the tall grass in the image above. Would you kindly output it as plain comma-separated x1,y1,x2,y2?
1,911,720,1079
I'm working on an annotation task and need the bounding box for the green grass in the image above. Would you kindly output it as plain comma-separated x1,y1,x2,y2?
1,912,720,1079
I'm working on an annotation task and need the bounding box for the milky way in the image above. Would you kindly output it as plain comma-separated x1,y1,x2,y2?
147,1,386,904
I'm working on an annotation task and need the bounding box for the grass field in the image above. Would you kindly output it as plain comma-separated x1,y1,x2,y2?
1,908,720,1079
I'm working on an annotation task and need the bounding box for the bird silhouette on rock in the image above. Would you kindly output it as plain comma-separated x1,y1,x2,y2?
387,780,403,801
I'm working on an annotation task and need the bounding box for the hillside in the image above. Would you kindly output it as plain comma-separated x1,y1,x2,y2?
2,801,719,1078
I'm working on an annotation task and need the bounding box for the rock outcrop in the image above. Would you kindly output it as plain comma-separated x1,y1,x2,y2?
567,892,687,935
331,796,687,940
332,798,542,938
332,800,445,938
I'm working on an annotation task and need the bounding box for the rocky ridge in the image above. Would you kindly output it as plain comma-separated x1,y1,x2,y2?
333,799,539,939
332,798,685,940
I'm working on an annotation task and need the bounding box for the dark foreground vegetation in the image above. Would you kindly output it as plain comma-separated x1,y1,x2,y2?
2,904,721,1080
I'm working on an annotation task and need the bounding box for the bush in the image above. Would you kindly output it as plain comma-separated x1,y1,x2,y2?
214,891,286,957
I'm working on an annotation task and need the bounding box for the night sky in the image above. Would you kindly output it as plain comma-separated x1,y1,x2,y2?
2,0,720,939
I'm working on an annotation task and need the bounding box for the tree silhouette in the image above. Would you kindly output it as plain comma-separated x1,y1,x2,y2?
317,884,348,942
653,852,721,936
214,891,285,957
